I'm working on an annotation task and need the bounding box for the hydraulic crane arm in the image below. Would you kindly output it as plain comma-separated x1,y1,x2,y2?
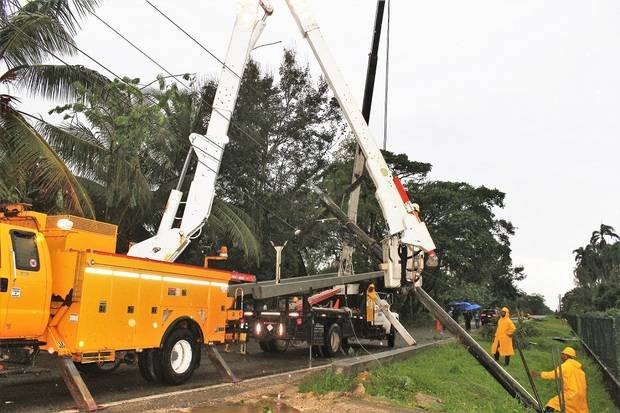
284,0,436,258
129,0,273,261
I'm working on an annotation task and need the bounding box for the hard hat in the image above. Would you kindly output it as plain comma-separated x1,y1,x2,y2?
561,347,577,358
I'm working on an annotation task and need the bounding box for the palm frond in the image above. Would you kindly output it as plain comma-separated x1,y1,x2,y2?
0,110,95,217
0,12,76,67
8,63,110,101
37,119,107,179
208,198,261,264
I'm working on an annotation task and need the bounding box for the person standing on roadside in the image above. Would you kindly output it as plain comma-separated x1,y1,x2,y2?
464,310,472,331
491,306,516,366
530,347,589,413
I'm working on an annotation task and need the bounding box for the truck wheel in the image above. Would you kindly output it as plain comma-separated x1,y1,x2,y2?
322,324,342,357
138,349,162,382
271,339,289,353
158,328,200,385
259,339,273,352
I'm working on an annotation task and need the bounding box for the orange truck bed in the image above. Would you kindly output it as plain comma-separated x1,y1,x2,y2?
0,210,241,363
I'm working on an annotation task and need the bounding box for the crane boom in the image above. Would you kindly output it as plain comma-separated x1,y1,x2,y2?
284,1,435,256
128,0,273,261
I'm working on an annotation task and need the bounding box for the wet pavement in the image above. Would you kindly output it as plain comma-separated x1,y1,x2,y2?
0,325,441,412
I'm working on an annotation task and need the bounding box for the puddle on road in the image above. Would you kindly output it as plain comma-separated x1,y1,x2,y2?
192,400,300,413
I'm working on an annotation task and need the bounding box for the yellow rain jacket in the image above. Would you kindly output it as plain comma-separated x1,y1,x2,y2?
491,307,516,356
540,358,589,413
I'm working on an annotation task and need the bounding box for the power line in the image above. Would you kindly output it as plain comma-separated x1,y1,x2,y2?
4,17,156,111
7,6,345,242
90,12,191,90
90,12,267,150
143,0,246,83
383,0,390,151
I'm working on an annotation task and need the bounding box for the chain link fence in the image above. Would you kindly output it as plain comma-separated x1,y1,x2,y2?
566,312,620,380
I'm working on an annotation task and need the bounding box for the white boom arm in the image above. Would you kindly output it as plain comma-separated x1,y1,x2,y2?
129,0,273,261
285,0,436,254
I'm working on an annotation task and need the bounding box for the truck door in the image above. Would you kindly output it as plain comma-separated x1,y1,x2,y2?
0,227,7,333
0,227,49,339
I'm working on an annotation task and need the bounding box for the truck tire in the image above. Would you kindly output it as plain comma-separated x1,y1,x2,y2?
158,328,200,385
259,339,273,352
271,339,289,353
322,324,342,357
138,349,162,382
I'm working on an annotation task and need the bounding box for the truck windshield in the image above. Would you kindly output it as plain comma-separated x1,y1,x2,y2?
10,230,40,271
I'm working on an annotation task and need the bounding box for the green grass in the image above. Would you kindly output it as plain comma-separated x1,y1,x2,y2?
299,317,618,412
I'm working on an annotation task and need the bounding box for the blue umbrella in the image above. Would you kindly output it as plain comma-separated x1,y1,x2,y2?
448,301,471,311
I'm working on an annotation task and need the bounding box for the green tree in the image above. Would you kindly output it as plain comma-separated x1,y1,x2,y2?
43,78,168,246
590,224,619,248
215,50,345,278
564,225,620,313
512,293,552,315
317,143,523,318
0,0,107,216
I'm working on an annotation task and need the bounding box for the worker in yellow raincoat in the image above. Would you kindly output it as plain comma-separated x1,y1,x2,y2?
531,347,589,413
491,306,516,366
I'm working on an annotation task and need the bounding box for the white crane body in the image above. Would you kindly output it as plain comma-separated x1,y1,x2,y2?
128,0,273,261
130,0,435,290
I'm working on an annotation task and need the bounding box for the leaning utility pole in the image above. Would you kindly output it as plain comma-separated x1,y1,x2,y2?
315,186,539,410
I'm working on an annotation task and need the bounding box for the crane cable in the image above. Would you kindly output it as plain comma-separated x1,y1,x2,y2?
382,0,391,151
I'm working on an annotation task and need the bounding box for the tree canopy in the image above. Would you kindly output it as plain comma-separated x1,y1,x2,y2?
0,5,544,317
563,224,620,313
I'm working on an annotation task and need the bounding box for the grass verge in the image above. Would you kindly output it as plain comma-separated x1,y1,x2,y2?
299,317,617,412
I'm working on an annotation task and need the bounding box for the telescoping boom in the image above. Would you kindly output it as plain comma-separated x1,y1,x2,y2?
131,0,437,288
128,0,274,262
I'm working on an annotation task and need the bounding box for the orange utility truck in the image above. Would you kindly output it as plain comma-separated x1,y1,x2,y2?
1,4,274,409
0,206,246,385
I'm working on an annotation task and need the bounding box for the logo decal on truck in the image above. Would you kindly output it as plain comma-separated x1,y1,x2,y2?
10,287,20,297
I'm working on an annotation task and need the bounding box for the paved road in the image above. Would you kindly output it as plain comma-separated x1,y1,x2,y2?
0,326,440,412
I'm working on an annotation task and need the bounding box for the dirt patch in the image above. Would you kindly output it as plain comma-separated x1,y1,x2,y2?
217,381,429,413
414,392,443,410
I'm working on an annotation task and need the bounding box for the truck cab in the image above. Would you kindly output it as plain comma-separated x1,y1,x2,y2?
0,206,52,342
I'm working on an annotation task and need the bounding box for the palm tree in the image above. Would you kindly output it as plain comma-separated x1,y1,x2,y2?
590,224,619,248
0,0,107,216
41,77,261,263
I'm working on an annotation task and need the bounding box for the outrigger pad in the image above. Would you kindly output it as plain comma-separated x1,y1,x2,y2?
56,357,98,411
206,344,239,383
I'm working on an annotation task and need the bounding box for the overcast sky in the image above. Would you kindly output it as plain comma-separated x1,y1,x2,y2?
16,0,620,309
